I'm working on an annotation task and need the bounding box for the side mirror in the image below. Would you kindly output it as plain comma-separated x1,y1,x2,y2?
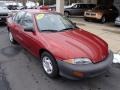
24,25,34,32
73,23,77,26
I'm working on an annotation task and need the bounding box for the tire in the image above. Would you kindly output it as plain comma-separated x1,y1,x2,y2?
101,16,106,23
41,52,59,78
8,31,17,44
84,18,89,21
64,11,70,17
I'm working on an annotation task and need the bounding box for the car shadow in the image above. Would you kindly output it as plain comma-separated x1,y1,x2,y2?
0,45,22,58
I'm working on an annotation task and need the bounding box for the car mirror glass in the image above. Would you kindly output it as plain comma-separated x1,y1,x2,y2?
24,25,34,32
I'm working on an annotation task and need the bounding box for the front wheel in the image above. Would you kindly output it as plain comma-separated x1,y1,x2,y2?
41,52,59,78
84,18,89,21
101,16,106,23
64,12,70,17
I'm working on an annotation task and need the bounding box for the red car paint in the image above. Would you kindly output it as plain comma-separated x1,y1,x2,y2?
7,10,109,63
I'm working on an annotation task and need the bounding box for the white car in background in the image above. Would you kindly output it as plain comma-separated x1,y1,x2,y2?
0,6,12,23
0,2,12,23
115,16,120,26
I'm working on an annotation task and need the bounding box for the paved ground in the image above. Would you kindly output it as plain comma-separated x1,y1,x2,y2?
0,19,120,90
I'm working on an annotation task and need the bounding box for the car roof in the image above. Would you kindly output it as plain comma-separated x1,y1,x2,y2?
23,9,55,14
72,3,95,5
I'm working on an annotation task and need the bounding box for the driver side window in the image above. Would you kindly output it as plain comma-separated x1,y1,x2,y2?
20,13,33,28
72,4,78,9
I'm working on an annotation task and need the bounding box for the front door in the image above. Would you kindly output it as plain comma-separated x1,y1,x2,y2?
18,12,39,56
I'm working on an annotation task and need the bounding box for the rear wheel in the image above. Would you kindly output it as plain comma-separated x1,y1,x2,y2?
64,12,70,17
8,31,17,44
41,52,59,78
101,16,106,23
84,18,89,21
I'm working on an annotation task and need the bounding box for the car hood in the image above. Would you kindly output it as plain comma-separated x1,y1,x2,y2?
86,9,104,13
41,29,108,63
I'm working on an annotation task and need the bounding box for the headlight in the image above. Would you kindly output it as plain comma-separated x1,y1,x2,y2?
96,13,102,19
64,58,92,64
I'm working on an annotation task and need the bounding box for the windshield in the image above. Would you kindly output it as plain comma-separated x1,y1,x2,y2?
36,13,76,32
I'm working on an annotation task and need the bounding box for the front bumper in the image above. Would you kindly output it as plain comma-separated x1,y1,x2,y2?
57,51,113,80
115,20,120,26
84,16,101,21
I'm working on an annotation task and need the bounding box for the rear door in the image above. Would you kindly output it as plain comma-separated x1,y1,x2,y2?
70,4,81,15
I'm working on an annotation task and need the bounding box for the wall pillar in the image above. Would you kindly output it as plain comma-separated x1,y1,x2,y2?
56,0,64,14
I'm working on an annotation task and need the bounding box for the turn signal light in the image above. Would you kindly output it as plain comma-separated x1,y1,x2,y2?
72,71,84,78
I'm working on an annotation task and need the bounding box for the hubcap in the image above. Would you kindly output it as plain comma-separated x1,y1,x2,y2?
9,32,13,42
42,56,53,74
65,12,69,17
102,17,106,23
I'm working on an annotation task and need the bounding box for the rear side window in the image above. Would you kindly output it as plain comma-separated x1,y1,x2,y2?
14,11,26,23
87,4,96,9
80,4,88,9
72,4,78,8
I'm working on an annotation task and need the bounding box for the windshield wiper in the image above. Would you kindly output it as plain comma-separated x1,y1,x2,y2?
60,27,76,32
41,29,58,32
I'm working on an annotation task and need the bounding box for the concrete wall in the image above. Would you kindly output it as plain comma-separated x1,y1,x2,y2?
56,0,64,14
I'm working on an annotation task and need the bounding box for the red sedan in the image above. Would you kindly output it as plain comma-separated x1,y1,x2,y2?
7,9,113,80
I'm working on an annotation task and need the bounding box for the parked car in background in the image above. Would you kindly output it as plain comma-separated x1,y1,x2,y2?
64,3,96,17
37,5,50,10
7,5,25,10
84,5,119,23
0,2,12,23
115,16,120,26
49,4,56,11
7,5,18,10
7,9,113,80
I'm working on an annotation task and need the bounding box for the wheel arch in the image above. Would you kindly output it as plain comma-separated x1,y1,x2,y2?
64,11,71,15
39,48,56,60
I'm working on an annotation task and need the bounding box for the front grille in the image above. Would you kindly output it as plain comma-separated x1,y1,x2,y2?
0,13,8,16
91,13,96,16
85,12,96,16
